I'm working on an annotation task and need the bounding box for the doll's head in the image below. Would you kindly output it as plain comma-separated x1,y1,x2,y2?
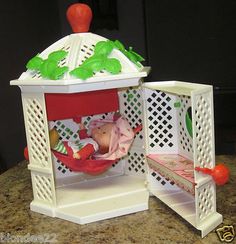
91,123,114,154
89,115,135,160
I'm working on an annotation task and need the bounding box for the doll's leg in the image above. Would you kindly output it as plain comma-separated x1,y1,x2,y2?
49,128,68,155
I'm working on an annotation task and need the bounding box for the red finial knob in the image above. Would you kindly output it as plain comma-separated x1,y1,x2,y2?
66,3,92,33
195,164,230,185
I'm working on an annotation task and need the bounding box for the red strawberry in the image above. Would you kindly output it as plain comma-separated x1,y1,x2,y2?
67,3,92,33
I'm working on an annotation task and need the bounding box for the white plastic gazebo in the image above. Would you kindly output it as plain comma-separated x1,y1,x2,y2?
11,32,222,237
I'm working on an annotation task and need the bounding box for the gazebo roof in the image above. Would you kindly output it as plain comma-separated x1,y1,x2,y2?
11,33,149,93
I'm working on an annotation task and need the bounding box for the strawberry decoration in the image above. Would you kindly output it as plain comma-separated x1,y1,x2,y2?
66,3,92,33
195,164,230,185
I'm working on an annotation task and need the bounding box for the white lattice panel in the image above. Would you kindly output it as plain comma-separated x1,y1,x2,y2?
147,168,180,191
193,92,214,169
118,87,146,178
31,172,56,204
196,181,215,224
119,87,144,147
22,93,51,168
143,88,178,154
77,39,96,66
58,45,71,69
124,148,146,177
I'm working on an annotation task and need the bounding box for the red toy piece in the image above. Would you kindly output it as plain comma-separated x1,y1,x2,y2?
133,124,143,135
24,146,29,161
45,89,119,121
66,3,92,33
195,164,230,185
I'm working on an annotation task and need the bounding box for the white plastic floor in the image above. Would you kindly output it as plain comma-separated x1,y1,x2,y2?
55,175,149,224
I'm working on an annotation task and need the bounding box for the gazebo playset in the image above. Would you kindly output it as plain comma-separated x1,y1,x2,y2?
10,4,229,237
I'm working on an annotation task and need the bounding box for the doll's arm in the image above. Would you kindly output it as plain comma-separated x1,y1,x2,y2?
73,144,95,160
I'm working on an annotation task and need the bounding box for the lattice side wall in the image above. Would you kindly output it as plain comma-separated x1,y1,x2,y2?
22,93,51,168
119,87,147,176
193,91,214,169
119,87,144,145
31,172,56,204
124,149,146,177
144,88,178,154
196,181,215,224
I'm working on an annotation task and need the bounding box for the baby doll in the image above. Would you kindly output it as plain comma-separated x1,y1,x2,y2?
49,115,135,161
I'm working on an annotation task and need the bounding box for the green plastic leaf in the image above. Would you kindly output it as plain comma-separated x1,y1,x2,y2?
174,101,181,108
113,40,125,52
127,94,134,102
94,40,114,56
124,50,142,67
104,58,122,74
40,59,58,79
51,66,69,80
48,50,68,62
81,55,105,72
26,55,44,70
70,67,93,80
185,107,193,138
128,47,145,62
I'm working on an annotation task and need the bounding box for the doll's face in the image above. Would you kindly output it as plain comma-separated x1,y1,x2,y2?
91,123,114,149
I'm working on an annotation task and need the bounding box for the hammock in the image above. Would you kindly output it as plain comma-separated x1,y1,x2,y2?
52,124,142,175
53,150,116,175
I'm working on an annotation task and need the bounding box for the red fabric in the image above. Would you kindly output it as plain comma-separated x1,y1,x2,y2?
54,138,114,174
77,143,95,160
133,124,143,135
73,116,81,123
79,129,89,139
45,89,119,121
52,150,116,175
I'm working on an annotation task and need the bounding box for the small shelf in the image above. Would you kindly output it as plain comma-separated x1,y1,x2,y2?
150,188,196,226
147,154,196,195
